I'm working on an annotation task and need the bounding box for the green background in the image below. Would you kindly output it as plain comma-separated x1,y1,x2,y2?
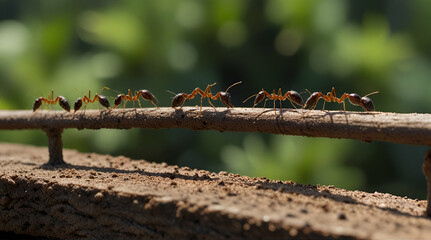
0,0,429,199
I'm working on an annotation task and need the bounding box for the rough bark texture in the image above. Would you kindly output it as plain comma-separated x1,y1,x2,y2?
0,143,430,240
423,149,431,217
0,108,431,146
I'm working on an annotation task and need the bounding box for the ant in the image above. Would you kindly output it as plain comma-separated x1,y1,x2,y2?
33,91,71,112
113,89,158,109
243,88,304,114
303,87,379,111
170,81,242,117
74,87,110,113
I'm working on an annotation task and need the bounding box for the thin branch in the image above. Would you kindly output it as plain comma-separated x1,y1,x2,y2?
0,108,430,146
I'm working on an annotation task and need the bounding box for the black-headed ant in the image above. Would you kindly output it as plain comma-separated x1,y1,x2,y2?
303,87,379,111
170,81,242,117
113,89,158,109
33,91,70,112
74,87,110,113
243,88,304,114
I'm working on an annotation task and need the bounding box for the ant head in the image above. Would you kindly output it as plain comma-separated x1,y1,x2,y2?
172,93,186,108
254,91,266,106
98,95,110,109
220,92,234,108
74,98,83,112
58,96,71,112
361,96,375,111
33,97,43,112
114,94,123,107
289,91,304,107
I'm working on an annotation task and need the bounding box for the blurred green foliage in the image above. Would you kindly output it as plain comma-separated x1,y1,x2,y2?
0,0,430,199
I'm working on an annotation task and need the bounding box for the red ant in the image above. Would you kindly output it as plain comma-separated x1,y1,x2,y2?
74,87,110,113
303,87,379,111
33,91,70,112
170,81,242,117
113,89,158,109
243,88,304,113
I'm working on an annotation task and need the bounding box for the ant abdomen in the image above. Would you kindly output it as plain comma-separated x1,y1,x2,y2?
289,91,304,107
139,90,153,101
98,95,110,109
58,96,71,112
254,91,266,106
74,98,83,112
347,93,361,106
33,97,43,112
304,92,320,109
172,93,186,108
361,97,375,111
114,94,122,107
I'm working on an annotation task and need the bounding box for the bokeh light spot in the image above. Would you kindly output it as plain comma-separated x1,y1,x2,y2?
275,29,302,56
91,52,123,79
217,21,247,48
0,20,29,57
168,41,198,71
176,1,204,29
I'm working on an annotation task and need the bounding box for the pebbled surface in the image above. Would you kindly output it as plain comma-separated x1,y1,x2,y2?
0,143,430,239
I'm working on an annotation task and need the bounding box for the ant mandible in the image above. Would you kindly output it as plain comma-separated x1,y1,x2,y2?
113,89,158,109
74,87,110,113
33,90,71,112
243,88,304,114
303,87,379,111
170,81,242,117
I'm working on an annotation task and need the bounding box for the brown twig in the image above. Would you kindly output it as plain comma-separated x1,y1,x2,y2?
2,108,431,215
424,150,431,216
0,108,431,146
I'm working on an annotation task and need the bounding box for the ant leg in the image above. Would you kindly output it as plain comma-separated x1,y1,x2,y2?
287,96,298,110
263,98,269,108
139,99,143,109
279,99,283,114
82,102,88,115
278,89,283,113
199,95,204,117
180,99,187,109
207,98,217,110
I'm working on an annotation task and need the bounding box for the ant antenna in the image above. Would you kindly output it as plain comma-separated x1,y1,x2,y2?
109,87,123,95
243,94,257,103
166,90,177,96
305,89,312,95
225,81,242,93
99,86,110,93
364,91,379,97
